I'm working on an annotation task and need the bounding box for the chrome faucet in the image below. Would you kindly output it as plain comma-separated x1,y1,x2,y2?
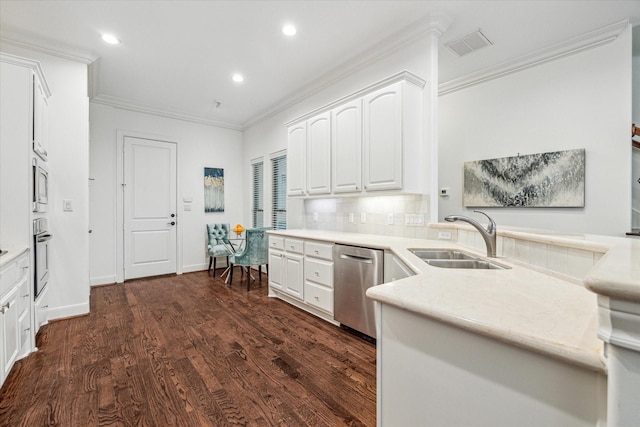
444,210,497,258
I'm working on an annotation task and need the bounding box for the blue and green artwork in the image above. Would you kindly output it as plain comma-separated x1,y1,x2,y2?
204,167,224,212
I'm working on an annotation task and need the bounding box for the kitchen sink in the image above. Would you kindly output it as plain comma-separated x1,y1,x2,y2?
409,248,510,270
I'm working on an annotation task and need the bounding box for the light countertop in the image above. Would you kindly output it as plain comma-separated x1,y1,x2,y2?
268,229,606,373
0,245,29,269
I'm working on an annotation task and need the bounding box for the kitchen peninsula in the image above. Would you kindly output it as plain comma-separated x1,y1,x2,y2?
268,224,640,427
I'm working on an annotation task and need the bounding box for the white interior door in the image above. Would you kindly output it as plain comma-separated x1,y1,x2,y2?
124,137,177,280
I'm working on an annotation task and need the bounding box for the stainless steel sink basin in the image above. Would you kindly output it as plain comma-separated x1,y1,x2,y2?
409,248,510,270
424,259,509,270
410,249,477,260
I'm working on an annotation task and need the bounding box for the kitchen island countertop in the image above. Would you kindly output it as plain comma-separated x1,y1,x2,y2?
268,228,607,373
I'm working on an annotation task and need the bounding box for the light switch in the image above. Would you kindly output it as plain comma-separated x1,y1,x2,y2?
360,212,367,223
387,213,394,225
63,199,73,212
349,213,354,223
313,212,318,221
184,203,192,211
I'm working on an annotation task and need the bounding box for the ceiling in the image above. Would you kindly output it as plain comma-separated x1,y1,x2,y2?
1,1,639,129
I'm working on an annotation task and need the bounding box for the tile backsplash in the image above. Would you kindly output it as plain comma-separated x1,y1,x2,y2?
299,194,431,238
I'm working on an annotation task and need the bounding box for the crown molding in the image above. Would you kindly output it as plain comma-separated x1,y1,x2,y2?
91,94,243,131
439,19,629,96
244,13,447,129
0,37,95,65
0,52,52,97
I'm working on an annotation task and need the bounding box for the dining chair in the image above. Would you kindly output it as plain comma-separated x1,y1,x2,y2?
228,227,269,290
206,223,231,277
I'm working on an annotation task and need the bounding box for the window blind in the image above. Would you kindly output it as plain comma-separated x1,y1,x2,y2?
271,154,287,230
251,161,264,228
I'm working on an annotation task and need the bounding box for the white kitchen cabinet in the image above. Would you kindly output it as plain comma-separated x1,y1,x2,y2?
332,99,362,193
268,237,304,300
287,123,306,196
287,112,331,196
32,73,49,160
363,80,422,193
306,112,331,195
269,236,336,324
0,250,30,387
286,72,424,198
303,241,334,315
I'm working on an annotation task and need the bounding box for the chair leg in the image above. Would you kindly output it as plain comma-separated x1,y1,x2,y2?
258,265,262,282
213,257,217,277
229,263,234,284
208,256,213,274
266,264,269,276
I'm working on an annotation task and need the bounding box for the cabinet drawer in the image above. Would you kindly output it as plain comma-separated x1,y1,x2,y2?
305,241,333,261
269,236,284,250
17,276,30,316
285,238,304,254
304,258,333,288
304,281,333,314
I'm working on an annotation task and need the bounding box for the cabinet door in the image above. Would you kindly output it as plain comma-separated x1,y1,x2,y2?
33,73,49,159
306,112,331,195
268,250,284,290
1,286,19,380
332,99,362,193
284,253,304,300
363,82,403,191
287,123,306,196
35,287,49,332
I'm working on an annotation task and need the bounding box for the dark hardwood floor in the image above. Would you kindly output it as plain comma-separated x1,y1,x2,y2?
0,270,376,426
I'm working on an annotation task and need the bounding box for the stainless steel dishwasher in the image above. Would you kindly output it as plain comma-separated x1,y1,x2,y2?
333,244,384,339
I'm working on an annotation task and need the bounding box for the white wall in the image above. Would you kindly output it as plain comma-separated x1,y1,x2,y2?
439,25,632,236
0,44,90,319
243,34,436,229
89,103,244,284
632,25,640,230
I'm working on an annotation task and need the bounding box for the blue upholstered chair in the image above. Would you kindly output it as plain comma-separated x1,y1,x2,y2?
228,228,269,290
207,223,231,276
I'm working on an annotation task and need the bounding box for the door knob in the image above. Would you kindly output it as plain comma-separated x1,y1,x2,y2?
168,221,176,226
171,213,175,217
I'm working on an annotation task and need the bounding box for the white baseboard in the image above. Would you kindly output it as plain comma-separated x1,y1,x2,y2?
182,263,209,273
48,301,90,321
90,275,116,286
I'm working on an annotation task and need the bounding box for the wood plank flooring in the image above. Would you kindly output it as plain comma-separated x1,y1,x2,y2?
0,270,376,426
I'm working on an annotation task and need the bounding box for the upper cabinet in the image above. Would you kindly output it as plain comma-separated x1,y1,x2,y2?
287,71,425,198
32,73,49,161
287,123,306,196
306,112,331,195
332,99,362,193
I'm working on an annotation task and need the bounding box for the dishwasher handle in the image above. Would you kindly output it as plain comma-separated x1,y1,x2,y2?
339,253,374,264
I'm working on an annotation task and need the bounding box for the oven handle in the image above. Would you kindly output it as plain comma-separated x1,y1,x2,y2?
37,234,53,242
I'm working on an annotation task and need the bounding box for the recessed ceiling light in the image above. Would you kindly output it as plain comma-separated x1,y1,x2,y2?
232,73,244,83
282,24,296,36
101,33,120,45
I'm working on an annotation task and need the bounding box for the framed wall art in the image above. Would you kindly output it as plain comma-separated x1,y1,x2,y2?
204,167,224,212
463,148,585,208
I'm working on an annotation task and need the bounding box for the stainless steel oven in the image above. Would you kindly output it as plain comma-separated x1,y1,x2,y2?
33,218,52,299
32,157,48,212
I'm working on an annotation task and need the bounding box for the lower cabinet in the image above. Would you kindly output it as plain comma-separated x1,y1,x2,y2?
34,286,49,332
1,251,31,388
269,236,335,324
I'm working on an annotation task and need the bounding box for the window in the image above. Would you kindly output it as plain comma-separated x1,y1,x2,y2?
251,159,264,228
271,153,287,230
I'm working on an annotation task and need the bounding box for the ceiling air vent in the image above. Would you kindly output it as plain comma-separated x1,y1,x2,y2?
445,29,492,57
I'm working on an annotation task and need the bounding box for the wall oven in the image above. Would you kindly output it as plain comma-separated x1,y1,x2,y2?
33,218,52,299
32,157,48,212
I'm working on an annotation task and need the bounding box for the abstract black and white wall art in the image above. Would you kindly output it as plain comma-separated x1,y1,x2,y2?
463,149,585,207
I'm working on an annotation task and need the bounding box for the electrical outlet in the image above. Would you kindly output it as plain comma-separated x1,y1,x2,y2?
387,213,394,225
438,231,452,240
63,199,73,212
360,212,367,223
349,213,354,223
184,203,192,211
